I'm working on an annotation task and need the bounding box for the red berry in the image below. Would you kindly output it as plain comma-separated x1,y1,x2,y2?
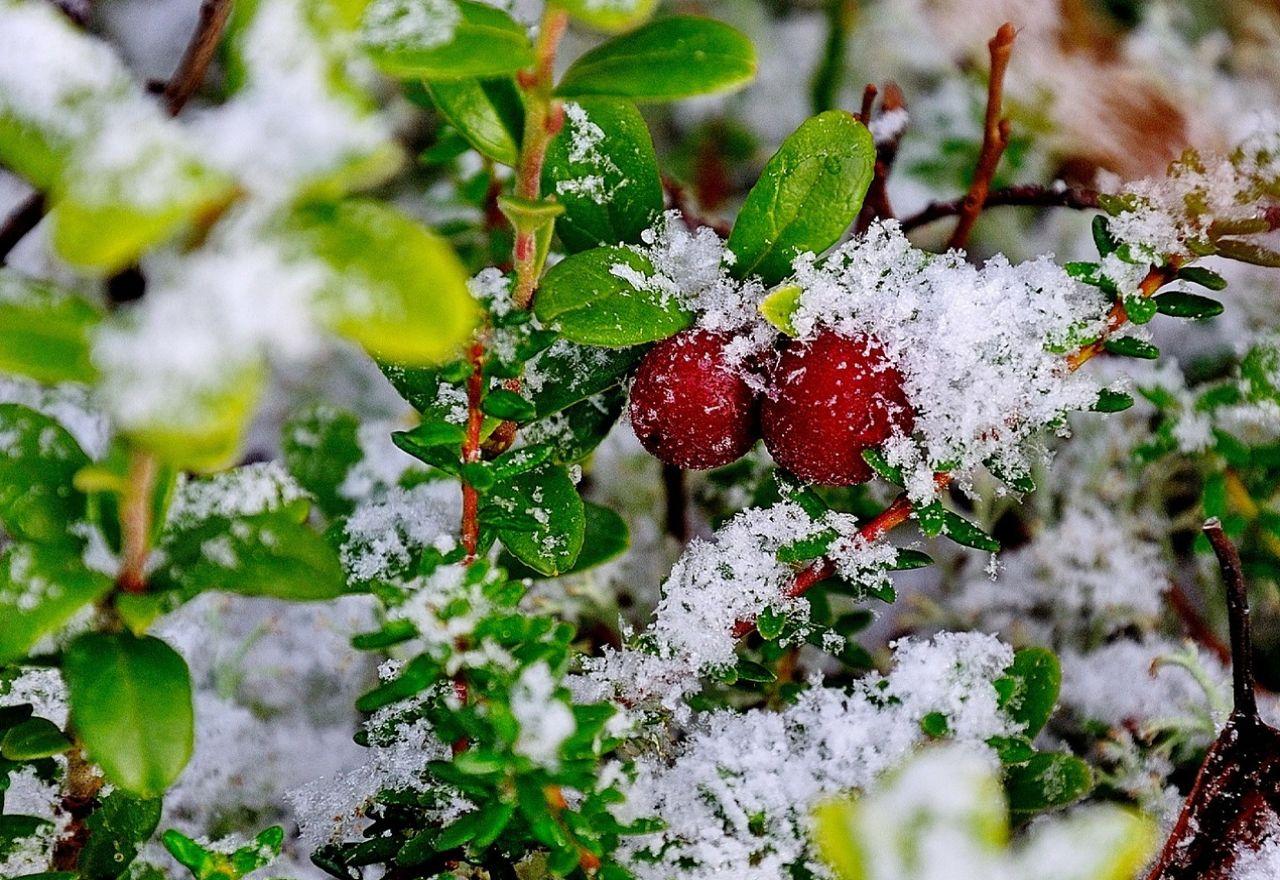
628,329,759,470
761,330,914,486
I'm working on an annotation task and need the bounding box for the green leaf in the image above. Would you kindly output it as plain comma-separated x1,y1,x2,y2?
1214,238,1280,267
727,111,875,284
736,659,776,682
995,647,1060,739
504,501,627,577
1005,752,1093,814
288,199,479,366
524,385,627,464
552,0,656,32
526,341,641,418
1175,265,1227,291
488,463,585,575
1122,294,1157,325
888,548,933,570
940,509,999,552
361,0,535,80
535,246,693,346
64,632,194,797
426,78,524,167
1092,389,1134,412
758,284,803,336
79,791,161,880
51,160,235,273
1103,336,1159,359
861,448,904,485
482,388,538,422
1,717,70,760
0,543,113,664
1091,214,1117,257
757,606,786,640
0,403,89,546
282,406,363,518
542,98,663,253
153,508,346,602
556,16,756,102
1154,290,1224,319
919,711,949,737
0,272,101,384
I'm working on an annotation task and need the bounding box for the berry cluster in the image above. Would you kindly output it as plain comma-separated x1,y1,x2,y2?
628,327,913,485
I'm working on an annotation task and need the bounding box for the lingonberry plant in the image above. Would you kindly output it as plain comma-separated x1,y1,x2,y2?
5,0,1280,879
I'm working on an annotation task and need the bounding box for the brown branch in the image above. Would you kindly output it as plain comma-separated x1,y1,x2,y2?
1165,581,1232,665
856,82,906,233
946,22,1016,251
160,0,233,116
857,83,877,125
900,183,1100,232
1204,519,1257,718
0,192,46,266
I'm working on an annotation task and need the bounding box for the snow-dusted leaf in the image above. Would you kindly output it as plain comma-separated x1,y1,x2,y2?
526,340,641,418
0,543,113,664
360,0,534,80
1154,290,1224,319
502,500,627,577
64,632,194,798
488,463,585,576
154,507,345,602
427,77,524,167
281,406,363,518
288,199,479,366
542,98,663,253
994,648,1060,739
79,790,161,880
0,403,89,546
556,16,756,102
727,112,875,284
0,272,101,385
1004,752,1093,814
536,246,693,346
525,385,627,464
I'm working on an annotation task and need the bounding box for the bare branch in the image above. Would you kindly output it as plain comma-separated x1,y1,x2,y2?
0,192,46,266
1204,518,1258,718
900,183,1100,232
161,0,234,116
946,22,1016,251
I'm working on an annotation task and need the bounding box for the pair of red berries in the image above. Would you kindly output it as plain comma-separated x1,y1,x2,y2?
628,328,915,485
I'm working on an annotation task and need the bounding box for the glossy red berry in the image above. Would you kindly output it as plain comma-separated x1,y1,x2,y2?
628,329,759,470
761,330,914,486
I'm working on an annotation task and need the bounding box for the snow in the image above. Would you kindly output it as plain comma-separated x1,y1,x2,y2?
340,481,459,583
359,0,460,51
512,661,574,769
613,633,1017,880
168,462,307,526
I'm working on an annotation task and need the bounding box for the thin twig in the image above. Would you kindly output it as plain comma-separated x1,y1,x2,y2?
1204,518,1257,718
857,83,877,125
1165,581,1232,665
0,192,46,266
161,0,233,116
856,82,906,232
946,22,1016,251
900,183,1100,232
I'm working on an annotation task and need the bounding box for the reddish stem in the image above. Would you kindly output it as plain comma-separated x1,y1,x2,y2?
460,340,485,561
